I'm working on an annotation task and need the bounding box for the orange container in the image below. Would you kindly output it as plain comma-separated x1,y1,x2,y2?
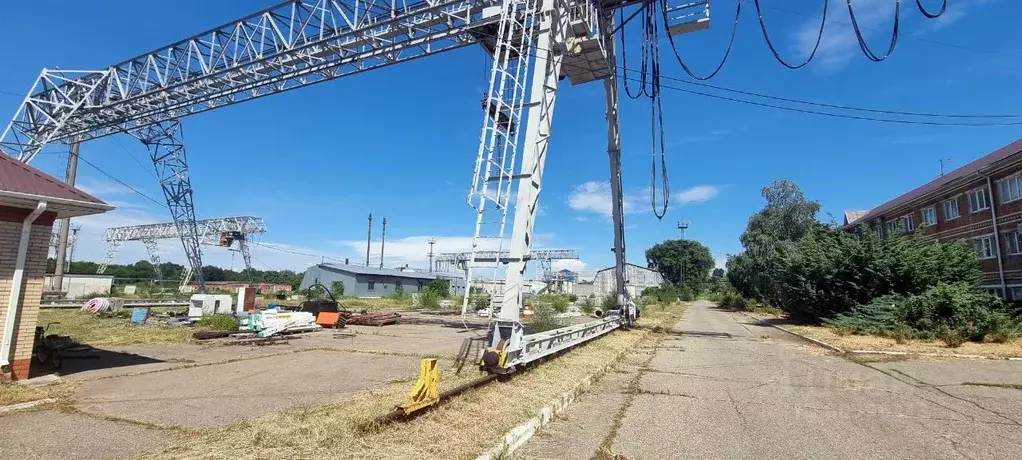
316,312,341,327
522,305,534,319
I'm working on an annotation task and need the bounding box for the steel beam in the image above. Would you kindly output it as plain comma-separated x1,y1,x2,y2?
132,120,205,293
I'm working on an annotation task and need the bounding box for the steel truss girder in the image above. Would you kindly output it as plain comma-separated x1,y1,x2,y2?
435,248,578,263
132,120,206,292
103,216,267,244
141,238,164,281
0,0,503,162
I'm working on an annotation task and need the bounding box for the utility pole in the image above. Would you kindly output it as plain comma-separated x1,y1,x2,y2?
427,238,437,273
365,213,372,267
53,140,80,294
380,217,387,269
677,221,689,239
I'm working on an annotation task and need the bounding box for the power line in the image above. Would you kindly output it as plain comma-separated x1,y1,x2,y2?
250,241,346,263
75,154,169,208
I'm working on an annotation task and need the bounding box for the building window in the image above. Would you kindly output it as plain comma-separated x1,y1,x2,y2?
967,187,991,213
901,215,914,232
885,220,899,235
396,280,402,288
368,281,376,291
1006,231,1022,255
999,175,1022,204
943,198,960,220
1010,286,1022,301
920,206,936,226
973,236,995,260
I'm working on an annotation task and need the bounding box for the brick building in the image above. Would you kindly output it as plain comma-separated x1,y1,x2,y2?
0,154,111,380
847,139,1022,298
189,281,293,293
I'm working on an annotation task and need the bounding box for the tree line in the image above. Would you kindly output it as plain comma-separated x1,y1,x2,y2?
48,258,304,290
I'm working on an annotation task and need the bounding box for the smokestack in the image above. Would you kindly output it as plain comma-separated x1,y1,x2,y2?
380,217,387,269
365,213,372,266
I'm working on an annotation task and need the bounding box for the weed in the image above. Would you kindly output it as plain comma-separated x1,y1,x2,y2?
937,326,966,348
195,314,240,331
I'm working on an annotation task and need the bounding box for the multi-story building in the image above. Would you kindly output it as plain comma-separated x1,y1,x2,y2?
847,139,1022,298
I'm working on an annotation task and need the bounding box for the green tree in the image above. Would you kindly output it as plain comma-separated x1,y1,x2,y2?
645,240,714,292
330,281,345,297
426,278,450,297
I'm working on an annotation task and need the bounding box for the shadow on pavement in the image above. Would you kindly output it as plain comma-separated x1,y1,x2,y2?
29,348,166,378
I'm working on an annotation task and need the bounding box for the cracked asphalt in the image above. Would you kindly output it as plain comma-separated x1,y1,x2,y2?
516,300,1022,460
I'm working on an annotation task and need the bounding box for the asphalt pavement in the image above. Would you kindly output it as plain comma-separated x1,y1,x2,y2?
516,300,1022,460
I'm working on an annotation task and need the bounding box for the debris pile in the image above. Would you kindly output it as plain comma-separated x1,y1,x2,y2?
241,310,320,337
346,312,401,326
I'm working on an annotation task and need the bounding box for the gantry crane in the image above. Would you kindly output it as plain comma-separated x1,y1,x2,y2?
97,216,267,288
0,0,711,371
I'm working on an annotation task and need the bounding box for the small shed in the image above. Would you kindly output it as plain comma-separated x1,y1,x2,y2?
1,154,112,380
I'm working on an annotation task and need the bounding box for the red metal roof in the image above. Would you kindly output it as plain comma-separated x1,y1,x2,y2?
0,153,106,205
851,138,1022,225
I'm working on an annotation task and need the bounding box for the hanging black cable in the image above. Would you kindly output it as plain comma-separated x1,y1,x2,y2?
620,7,644,99
754,0,827,69
915,0,947,18
648,0,669,219
846,0,901,62
660,0,741,81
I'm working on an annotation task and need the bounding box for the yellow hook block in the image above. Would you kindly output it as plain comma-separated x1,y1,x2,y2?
399,358,440,415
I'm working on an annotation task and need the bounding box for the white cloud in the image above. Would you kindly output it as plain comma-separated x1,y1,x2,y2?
567,181,641,218
674,185,720,204
793,0,895,70
551,259,587,272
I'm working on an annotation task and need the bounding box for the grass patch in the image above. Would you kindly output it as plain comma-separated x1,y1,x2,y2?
339,297,415,311
0,380,76,407
139,303,687,460
38,309,194,347
787,324,1022,358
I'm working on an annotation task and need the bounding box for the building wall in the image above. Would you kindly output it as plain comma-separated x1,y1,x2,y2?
860,156,1022,297
300,265,434,297
0,211,55,380
43,274,113,299
592,264,664,298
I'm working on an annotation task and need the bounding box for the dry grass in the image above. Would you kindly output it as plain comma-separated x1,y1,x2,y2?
787,324,1022,358
38,309,194,347
139,304,686,460
0,380,76,407
341,297,417,311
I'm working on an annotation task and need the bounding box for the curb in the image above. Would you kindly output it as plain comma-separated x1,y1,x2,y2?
847,349,1022,361
734,311,845,353
0,398,56,414
475,328,654,460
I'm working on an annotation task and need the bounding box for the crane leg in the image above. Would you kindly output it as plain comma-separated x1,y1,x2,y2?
601,11,634,323
484,1,568,372
141,237,163,282
96,240,122,275
132,120,206,294
240,237,253,281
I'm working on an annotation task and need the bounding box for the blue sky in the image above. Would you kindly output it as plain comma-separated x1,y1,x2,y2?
2,0,1021,277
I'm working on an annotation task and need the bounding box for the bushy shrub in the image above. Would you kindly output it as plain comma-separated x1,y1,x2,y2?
828,283,1018,342
525,304,564,334
196,314,239,331
472,294,490,311
426,279,450,297
390,285,407,300
678,285,695,302
418,289,440,310
580,295,596,314
550,295,570,313
602,293,618,310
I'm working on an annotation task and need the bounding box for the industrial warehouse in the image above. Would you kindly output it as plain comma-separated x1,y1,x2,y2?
3,1,1022,460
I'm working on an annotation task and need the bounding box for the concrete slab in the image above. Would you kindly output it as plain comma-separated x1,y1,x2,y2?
0,410,171,460
75,350,418,428
517,301,1022,459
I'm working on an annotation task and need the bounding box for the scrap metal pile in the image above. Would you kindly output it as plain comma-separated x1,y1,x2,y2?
345,312,401,326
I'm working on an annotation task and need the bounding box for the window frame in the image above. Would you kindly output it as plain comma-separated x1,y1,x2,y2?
1010,286,1022,301
920,206,937,227
972,235,996,260
1006,230,1022,255
967,186,991,213
998,174,1022,204
900,214,915,232
943,197,961,221
368,281,376,291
